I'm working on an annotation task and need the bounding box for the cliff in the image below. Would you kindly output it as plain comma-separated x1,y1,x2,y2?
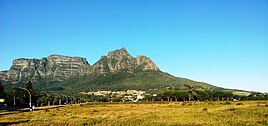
1,48,159,82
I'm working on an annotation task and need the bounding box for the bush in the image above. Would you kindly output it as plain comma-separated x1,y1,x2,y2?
202,108,208,112
236,103,244,105
223,102,231,105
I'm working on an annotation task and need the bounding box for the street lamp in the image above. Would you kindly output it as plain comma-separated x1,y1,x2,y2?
12,88,16,106
19,87,31,109
54,94,61,105
63,95,68,105
41,91,50,106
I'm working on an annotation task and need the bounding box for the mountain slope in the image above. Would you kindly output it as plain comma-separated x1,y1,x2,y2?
12,71,216,96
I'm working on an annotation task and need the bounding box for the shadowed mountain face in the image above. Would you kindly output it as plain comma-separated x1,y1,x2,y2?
1,48,159,82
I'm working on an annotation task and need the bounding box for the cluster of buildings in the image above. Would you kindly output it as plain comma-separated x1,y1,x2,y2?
80,90,146,102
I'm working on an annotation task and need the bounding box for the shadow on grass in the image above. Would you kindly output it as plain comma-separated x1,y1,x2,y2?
0,119,29,125
0,105,66,116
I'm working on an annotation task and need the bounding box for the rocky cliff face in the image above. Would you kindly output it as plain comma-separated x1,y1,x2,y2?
3,55,90,82
135,56,159,71
91,48,159,74
0,71,7,80
1,48,159,82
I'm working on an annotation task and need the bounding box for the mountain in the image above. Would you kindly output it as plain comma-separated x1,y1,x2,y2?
91,47,159,74
1,48,218,95
2,55,90,82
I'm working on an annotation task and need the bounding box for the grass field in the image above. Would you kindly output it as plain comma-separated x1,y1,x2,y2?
0,101,268,126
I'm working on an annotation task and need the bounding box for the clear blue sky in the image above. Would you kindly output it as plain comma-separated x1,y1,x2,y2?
0,0,267,92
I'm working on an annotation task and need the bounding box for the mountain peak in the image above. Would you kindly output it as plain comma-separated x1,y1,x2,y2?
120,47,126,50
120,47,127,51
107,48,131,59
92,48,159,74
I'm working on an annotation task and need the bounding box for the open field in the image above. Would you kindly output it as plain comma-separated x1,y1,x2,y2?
0,101,268,126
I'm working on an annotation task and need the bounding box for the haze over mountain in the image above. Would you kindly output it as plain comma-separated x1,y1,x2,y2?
1,48,216,95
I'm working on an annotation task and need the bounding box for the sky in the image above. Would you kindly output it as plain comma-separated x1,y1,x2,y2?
0,0,267,92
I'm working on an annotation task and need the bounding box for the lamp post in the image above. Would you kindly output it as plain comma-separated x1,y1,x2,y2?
63,95,68,105
54,94,61,105
13,96,16,106
19,87,31,109
12,88,17,106
41,91,50,106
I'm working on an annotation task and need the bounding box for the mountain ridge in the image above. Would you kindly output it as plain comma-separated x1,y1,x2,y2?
0,48,159,83
1,48,219,95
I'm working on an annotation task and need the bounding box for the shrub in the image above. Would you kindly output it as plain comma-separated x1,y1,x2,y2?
229,108,236,111
236,103,244,105
202,108,208,112
223,102,231,105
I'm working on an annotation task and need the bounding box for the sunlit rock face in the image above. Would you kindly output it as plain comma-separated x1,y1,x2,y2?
3,55,90,82
135,56,159,71
1,48,159,82
91,48,159,74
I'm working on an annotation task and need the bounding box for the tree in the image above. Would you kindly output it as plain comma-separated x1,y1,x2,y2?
196,91,209,101
26,81,34,96
11,87,27,106
26,81,37,106
53,97,59,105
0,81,6,99
170,90,180,102
163,90,173,101
223,92,233,101
212,90,225,101
176,90,188,101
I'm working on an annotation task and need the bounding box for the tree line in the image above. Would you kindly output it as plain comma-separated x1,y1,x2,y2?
0,81,83,107
144,85,268,102
1,82,268,107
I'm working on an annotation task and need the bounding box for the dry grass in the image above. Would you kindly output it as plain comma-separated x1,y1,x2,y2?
0,101,268,126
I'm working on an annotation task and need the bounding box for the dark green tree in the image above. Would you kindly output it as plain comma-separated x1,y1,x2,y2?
26,81,34,96
0,81,7,99
11,87,27,106
212,90,225,101
196,91,209,101
26,81,38,106
176,90,188,101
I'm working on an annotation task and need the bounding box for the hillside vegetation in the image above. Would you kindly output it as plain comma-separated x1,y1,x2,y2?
3,71,217,96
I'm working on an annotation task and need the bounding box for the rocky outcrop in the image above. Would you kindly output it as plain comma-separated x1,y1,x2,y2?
45,55,90,81
91,48,159,74
1,48,159,82
135,56,159,71
0,71,7,80
2,55,90,82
